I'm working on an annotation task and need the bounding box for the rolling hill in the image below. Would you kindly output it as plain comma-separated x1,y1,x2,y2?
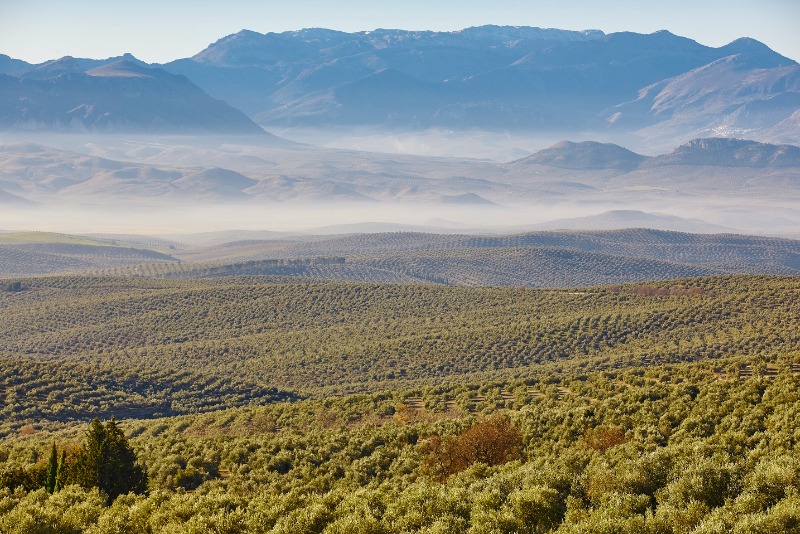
0,232,177,276
0,137,797,212
3,228,799,285
167,228,800,286
0,274,797,422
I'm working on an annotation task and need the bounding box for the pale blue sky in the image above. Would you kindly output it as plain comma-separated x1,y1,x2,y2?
0,0,797,63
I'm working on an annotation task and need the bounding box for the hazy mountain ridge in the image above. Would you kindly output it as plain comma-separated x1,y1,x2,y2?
0,137,797,225
163,27,799,143
525,210,734,233
513,141,647,170
0,142,270,202
511,137,800,169
649,137,800,167
0,54,37,77
1,26,796,145
0,187,35,205
604,48,800,144
0,60,266,134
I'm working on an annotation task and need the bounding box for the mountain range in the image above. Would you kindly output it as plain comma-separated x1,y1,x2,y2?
0,26,798,145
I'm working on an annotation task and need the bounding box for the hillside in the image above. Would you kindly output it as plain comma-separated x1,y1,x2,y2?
648,137,800,167
603,42,800,143
0,232,177,276
1,20,799,533
0,274,796,428
526,210,734,233
3,228,800,284
0,188,34,205
152,228,800,283
0,142,278,203
0,59,266,134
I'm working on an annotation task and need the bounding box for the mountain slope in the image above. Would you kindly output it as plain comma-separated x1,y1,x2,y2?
604,46,800,142
527,210,733,233
0,60,266,134
511,137,800,170
156,27,798,140
0,143,266,201
0,54,33,77
0,187,35,205
171,26,604,116
649,137,800,167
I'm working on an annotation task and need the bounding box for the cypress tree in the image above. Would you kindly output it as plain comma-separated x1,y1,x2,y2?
54,449,67,492
45,442,58,493
74,417,147,503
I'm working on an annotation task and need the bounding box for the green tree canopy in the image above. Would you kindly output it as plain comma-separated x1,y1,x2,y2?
73,417,146,503
44,441,57,494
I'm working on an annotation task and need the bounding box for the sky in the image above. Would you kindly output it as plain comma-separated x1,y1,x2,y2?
0,0,798,64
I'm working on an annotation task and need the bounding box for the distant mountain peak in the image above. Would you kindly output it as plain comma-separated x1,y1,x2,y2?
116,52,149,65
723,37,789,55
229,29,264,41
513,140,647,170
529,209,734,234
513,137,800,170
726,37,762,47
85,60,155,78
22,56,86,79
16,54,154,81
190,25,608,67
457,25,604,40
718,37,796,67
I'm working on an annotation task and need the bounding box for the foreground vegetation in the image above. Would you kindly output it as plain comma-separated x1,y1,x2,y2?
0,274,799,531
1,354,799,532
